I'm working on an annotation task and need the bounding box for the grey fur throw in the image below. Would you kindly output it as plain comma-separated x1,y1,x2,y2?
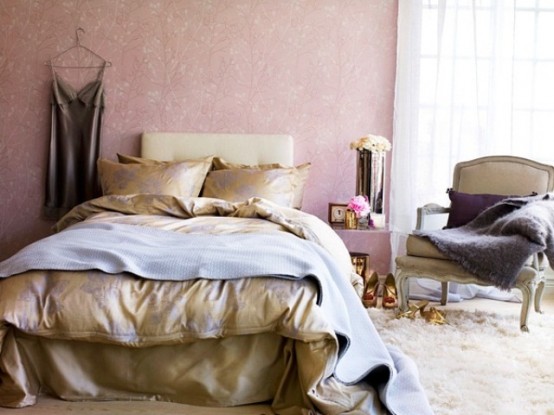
415,193,554,289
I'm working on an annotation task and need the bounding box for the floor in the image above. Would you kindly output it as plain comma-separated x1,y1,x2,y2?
1,290,552,415
435,286,554,314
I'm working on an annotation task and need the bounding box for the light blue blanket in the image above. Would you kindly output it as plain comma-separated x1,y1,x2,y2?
0,222,433,414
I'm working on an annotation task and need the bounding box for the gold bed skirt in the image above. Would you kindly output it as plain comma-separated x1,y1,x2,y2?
3,330,307,409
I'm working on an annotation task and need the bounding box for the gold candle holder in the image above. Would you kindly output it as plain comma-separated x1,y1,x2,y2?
344,209,358,230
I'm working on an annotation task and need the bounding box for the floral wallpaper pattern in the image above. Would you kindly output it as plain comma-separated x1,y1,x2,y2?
0,0,397,271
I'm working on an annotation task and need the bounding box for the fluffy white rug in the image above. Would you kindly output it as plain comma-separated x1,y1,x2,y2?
368,308,554,415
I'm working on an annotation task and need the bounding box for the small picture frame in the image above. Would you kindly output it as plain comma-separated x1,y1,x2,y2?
328,203,348,224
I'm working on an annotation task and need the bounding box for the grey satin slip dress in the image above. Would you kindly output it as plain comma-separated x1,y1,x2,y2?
44,64,105,220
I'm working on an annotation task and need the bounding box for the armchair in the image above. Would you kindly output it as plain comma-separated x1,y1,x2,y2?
395,156,554,331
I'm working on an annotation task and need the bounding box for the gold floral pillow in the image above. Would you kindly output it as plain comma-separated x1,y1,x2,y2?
212,157,283,171
211,157,311,209
97,158,212,197
117,153,214,166
202,168,297,207
117,153,167,165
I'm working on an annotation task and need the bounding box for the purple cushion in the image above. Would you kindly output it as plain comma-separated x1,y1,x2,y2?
445,190,508,228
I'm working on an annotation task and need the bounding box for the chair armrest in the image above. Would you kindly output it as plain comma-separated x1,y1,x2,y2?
416,203,450,230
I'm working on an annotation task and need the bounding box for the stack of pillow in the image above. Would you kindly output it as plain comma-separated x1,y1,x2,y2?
97,155,311,209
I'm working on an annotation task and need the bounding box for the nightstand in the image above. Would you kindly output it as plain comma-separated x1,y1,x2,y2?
334,227,391,276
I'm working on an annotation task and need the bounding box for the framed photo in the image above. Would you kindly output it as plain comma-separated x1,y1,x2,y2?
328,203,348,224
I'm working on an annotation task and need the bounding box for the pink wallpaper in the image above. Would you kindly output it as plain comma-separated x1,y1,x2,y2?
0,0,398,272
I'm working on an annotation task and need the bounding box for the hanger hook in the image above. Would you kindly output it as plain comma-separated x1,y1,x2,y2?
76,27,85,46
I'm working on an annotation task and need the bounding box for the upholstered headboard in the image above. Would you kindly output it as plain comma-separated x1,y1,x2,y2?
141,132,293,165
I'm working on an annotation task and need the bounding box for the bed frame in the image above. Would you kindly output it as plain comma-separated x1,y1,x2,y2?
141,132,294,165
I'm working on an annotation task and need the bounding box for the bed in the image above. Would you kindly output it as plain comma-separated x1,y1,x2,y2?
0,132,432,415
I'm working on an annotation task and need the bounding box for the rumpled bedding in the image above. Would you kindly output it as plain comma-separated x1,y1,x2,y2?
0,195,433,414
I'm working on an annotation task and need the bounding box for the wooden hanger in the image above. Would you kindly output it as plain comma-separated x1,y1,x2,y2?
45,27,112,69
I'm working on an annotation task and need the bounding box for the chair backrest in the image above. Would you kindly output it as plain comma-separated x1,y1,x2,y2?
452,155,554,195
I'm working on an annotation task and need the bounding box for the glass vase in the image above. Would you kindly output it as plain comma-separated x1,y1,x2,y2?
356,150,385,226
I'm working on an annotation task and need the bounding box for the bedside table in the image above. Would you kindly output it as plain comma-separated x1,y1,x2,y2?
334,228,391,276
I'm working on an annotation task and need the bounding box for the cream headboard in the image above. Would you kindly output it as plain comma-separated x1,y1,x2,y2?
141,132,293,165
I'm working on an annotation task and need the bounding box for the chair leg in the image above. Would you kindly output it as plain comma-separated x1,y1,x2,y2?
396,270,410,312
516,279,536,332
535,278,546,314
440,281,449,305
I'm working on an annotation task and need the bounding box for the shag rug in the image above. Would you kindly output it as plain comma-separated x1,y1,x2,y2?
368,308,554,415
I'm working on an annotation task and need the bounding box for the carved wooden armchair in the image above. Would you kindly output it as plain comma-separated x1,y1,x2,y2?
395,156,554,331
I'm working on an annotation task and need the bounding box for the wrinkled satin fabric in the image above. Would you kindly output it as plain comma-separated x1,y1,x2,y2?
44,69,105,220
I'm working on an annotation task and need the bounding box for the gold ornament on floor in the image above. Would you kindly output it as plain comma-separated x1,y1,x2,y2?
422,306,447,325
396,300,447,325
396,300,429,319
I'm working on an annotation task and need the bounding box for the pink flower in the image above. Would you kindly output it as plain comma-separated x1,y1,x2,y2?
347,195,370,218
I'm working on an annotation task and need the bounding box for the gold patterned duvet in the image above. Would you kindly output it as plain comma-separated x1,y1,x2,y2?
0,195,432,415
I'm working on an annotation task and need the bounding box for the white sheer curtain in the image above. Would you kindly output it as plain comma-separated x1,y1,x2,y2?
391,0,554,301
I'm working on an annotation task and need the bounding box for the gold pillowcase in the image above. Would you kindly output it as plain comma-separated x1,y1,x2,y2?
116,153,214,166
212,158,283,170
117,153,168,165
211,157,311,209
98,158,212,197
202,168,297,207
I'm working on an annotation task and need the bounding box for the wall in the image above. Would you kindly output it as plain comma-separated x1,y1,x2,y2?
0,0,398,272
